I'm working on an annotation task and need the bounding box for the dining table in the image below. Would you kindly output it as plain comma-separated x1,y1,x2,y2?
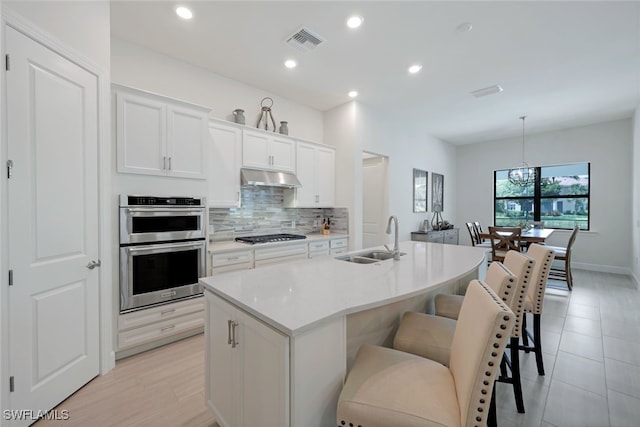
480,227,554,246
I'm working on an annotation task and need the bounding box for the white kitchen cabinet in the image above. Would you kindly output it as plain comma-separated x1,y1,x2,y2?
242,129,295,172
206,291,289,427
329,237,348,255
287,141,335,207
210,249,254,274
254,242,308,267
115,85,209,179
117,296,204,356
208,120,242,207
308,240,329,258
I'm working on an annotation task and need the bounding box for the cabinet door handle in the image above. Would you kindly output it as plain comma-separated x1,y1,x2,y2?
237,191,240,202
161,325,176,332
163,156,167,170
231,321,239,348
160,308,176,316
168,156,172,170
227,319,233,345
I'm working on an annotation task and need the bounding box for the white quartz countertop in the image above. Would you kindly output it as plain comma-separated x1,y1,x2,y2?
201,241,487,336
208,233,349,253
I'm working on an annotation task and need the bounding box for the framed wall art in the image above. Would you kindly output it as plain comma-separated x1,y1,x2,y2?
413,169,427,213
431,172,444,212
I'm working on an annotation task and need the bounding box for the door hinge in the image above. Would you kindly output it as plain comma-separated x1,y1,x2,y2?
7,160,13,179
8,269,13,287
5,54,10,71
9,376,14,392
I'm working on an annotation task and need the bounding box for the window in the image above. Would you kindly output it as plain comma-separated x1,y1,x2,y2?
494,163,590,230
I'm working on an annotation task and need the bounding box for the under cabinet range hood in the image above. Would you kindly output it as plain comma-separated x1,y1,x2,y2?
240,168,302,188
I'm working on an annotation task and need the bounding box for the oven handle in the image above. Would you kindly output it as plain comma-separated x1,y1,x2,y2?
125,207,204,214
126,241,205,253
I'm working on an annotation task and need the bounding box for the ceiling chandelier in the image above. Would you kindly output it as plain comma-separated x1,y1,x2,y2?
508,116,536,186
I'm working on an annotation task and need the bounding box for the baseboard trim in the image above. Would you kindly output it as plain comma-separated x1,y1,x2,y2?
573,262,631,276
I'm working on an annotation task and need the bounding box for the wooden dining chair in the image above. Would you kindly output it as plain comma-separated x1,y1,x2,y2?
488,226,522,261
465,221,491,248
545,225,579,290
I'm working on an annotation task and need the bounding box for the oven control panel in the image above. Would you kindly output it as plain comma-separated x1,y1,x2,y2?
121,195,204,207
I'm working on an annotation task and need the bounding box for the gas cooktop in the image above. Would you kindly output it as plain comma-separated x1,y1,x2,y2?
235,233,307,244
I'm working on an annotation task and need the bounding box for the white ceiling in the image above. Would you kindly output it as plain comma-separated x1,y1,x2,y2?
110,1,640,145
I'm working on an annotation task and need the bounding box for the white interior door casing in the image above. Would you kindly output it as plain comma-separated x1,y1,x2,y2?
6,26,100,423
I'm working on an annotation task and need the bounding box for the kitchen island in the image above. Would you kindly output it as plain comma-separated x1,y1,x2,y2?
200,241,488,427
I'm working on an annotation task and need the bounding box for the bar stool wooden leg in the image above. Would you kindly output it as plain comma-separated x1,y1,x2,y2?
533,313,545,376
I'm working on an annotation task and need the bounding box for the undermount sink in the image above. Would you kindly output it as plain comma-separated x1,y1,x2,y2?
335,250,406,264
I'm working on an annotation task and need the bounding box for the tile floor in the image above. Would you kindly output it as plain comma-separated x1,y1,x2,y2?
36,269,640,427
495,270,640,427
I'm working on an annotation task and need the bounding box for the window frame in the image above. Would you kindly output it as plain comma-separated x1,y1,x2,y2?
493,162,590,230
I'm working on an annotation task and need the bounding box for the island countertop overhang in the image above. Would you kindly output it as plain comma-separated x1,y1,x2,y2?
200,241,488,336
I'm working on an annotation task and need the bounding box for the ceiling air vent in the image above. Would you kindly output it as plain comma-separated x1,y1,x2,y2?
285,27,325,53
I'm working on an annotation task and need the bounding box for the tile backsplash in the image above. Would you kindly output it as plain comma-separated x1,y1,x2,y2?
209,186,348,242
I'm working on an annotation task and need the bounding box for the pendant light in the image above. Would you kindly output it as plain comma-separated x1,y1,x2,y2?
508,116,536,186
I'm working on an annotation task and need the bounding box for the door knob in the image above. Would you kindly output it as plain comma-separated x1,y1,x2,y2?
86,260,101,270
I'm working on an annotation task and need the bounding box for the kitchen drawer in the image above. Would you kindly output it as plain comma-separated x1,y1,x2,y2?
212,250,254,268
254,243,308,261
118,311,204,350
308,240,329,259
330,238,348,249
330,248,347,256
118,296,204,331
444,229,459,245
308,241,329,252
254,252,308,267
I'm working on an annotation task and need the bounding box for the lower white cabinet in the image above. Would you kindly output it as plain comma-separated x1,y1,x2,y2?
211,249,254,274
329,237,348,255
206,291,289,427
308,240,329,258
117,296,204,353
254,242,308,267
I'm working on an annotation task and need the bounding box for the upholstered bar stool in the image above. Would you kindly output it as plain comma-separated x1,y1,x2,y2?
430,251,534,413
393,260,517,365
520,243,555,375
337,280,515,427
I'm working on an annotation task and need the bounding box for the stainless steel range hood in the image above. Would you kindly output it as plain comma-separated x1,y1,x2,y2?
241,168,302,188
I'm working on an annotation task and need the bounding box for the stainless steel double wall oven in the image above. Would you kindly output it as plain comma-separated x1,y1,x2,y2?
119,195,206,312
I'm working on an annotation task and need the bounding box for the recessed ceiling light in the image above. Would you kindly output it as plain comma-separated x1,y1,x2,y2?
284,59,297,69
456,22,473,33
348,91,358,98
346,15,364,29
408,64,423,74
176,6,193,20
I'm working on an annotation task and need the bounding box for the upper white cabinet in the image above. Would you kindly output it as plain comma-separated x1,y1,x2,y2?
288,141,335,207
242,129,295,172
115,85,210,179
208,120,242,207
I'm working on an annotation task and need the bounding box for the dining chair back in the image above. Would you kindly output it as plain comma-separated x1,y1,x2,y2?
546,225,579,290
488,226,522,261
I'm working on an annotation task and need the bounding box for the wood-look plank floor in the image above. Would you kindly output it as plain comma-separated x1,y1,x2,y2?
34,334,217,427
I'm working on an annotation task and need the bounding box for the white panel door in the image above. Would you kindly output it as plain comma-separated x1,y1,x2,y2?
6,26,100,424
269,136,295,172
167,105,207,179
362,156,387,248
242,130,270,169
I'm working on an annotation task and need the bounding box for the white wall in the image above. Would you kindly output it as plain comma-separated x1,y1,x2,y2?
4,1,110,71
632,106,640,283
326,101,457,250
111,38,323,143
456,118,633,273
